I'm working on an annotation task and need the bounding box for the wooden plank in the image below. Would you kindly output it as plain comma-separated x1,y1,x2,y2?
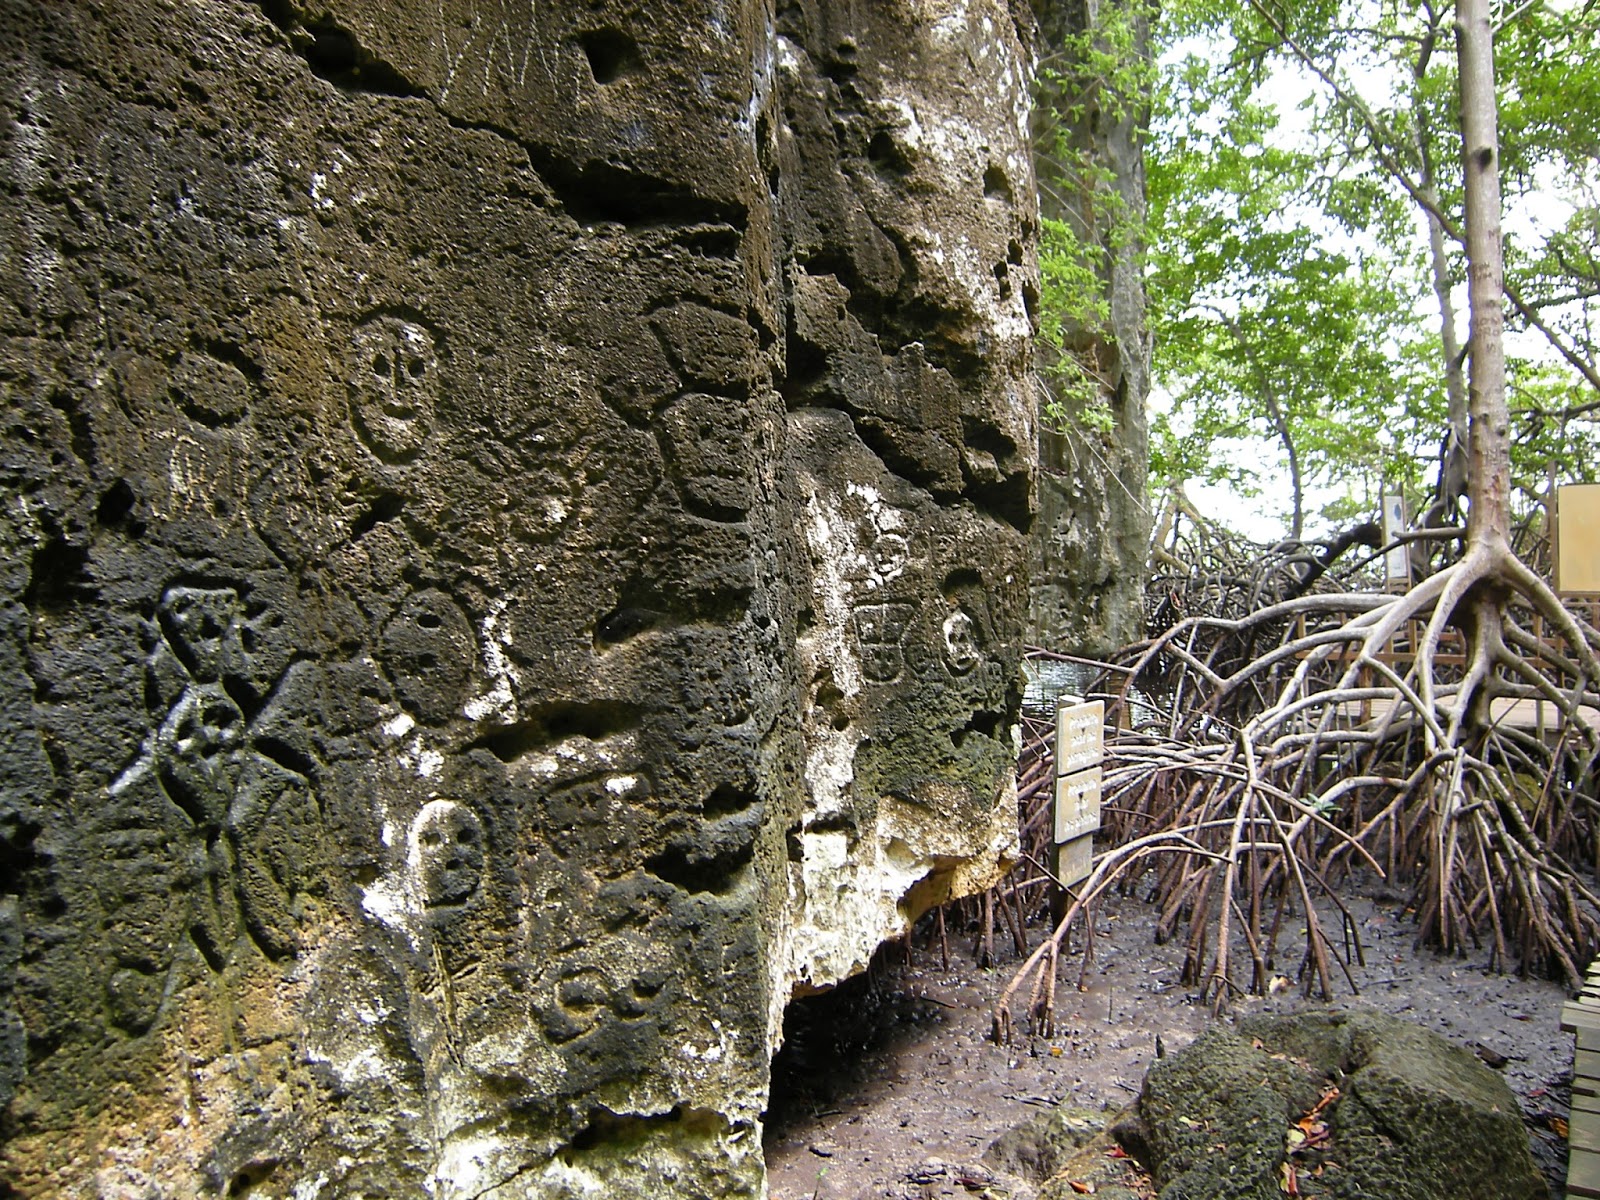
1572,1116,1600,1154
1578,1048,1600,1081
1571,1090,1600,1115
1563,1007,1600,1035
1568,1145,1600,1198
1562,1013,1600,1038
1056,835,1093,889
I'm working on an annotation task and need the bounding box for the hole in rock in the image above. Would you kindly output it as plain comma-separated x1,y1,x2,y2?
702,783,758,816
594,604,664,649
473,701,641,762
95,478,138,529
1021,279,1040,325
994,260,1013,300
351,491,405,539
0,815,41,892
765,943,952,1144
566,1105,718,1158
644,808,760,895
227,1159,279,1197
983,163,1012,200
24,537,96,611
579,28,642,84
867,129,912,174
942,567,983,595
950,708,1003,749
259,2,425,98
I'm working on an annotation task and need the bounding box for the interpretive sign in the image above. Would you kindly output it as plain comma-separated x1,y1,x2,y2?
1381,493,1409,585
1558,484,1600,594
1053,699,1104,888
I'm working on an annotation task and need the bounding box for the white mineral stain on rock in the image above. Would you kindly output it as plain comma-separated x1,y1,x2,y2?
354,1000,391,1025
415,741,444,779
804,727,858,822
537,1159,606,1197
465,598,520,722
309,1042,389,1088
384,711,416,738
799,485,864,699
432,1131,510,1200
359,873,417,938
394,730,443,779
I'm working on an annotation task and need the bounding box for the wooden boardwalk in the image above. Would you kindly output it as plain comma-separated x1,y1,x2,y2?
1331,695,1600,735
1562,960,1600,1197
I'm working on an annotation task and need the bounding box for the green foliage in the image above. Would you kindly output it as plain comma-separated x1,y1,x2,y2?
1127,0,1600,540
1035,3,1156,443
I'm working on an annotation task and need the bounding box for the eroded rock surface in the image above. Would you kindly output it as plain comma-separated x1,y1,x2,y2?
0,0,1037,1194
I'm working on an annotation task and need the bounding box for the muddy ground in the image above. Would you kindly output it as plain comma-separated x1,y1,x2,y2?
764,872,1576,1199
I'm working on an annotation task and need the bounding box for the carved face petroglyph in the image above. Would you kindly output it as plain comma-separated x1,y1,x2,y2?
350,316,438,462
942,610,981,675
159,587,244,683
408,799,485,908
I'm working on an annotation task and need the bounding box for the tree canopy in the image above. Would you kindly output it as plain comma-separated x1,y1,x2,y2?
1142,0,1600,545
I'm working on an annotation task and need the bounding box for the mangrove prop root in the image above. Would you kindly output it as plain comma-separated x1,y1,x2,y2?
994,538,1600,1043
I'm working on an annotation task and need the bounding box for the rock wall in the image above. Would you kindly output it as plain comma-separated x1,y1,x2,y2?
1029,0,1151,656
0,1,1037,1195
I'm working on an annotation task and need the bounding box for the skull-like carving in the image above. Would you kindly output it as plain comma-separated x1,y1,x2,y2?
942,610,981,675
408,799,485,908
350,316,438,463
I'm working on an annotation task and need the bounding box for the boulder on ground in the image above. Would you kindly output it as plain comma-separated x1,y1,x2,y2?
1114,1008,1545,1200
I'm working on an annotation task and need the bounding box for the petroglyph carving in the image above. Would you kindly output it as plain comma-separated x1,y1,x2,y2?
169,350,252,428
942,609,981,675
846,483,916,589
380,590,477,726
158,586,247,683
350,315,438,462
110,586,316,972
409,800,485,908
659,392,757,518
852,602,914,683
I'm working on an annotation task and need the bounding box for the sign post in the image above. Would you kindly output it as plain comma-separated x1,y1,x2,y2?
1053,699,1104,892
1381,493,1409,589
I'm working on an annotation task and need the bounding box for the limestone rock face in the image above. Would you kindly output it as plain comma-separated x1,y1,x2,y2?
1029,0,1151,656
0,1,1037,1195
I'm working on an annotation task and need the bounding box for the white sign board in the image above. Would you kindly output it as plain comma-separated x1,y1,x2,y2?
1054,767,1103,842
1055,700,1104,776
1057,836,1093,889
1557,483,1600,593
1381,493,1409,585
1053,699,1105,889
